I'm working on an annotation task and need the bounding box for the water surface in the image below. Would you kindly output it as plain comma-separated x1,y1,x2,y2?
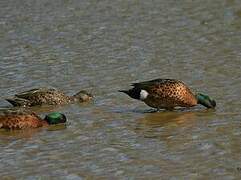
1,0,241,179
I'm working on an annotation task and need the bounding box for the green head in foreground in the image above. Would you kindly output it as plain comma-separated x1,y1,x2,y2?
0,110,67,130
44,112,67,125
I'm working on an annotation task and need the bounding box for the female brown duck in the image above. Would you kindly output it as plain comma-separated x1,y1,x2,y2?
5,87,93,107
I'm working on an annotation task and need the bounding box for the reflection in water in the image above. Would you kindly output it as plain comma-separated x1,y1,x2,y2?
134,109,216,141
134,111,197,139
0,128,42,139
137,111,197,127
0,122,67,139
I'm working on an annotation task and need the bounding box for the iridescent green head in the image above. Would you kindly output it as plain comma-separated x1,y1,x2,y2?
196,93,216,109
44,112,67,125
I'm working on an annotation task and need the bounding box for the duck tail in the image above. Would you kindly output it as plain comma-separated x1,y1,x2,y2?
5,97,29,107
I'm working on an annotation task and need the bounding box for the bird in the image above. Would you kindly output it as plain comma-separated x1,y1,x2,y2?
5,87,93,107
0,108,67,130
119,78,216,110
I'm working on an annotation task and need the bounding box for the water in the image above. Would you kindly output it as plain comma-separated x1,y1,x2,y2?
1,0,241,179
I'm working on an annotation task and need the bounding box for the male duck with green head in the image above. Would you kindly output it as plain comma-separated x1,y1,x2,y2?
0,109,67,130
119,78,216,110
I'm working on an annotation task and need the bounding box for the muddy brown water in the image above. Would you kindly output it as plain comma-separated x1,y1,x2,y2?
0,0,241,179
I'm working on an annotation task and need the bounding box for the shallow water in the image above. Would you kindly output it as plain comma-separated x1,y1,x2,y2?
1,0,241,179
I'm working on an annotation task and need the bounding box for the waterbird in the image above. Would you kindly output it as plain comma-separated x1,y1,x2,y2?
119,79,216,110
6,87,93,107
0,109,67,130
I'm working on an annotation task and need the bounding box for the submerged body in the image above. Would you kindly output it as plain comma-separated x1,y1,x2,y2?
0,109,67,130
119,79,216,110
5,87,93,107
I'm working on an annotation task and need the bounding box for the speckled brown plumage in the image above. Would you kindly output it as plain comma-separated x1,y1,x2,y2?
140,79,197,109
0,109,48,130
120,79,198,110
6,88,93,107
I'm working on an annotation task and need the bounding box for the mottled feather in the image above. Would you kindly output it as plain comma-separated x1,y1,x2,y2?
121,79,198,109
5,87,93,107
0,109,47,130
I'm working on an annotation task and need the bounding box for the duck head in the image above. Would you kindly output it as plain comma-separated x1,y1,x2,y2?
73,90,93,102
44,112,67,124
196,93,216,109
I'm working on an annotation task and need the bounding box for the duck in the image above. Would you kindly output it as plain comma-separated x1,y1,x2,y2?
0,109,67,130
5,87,93,107
119,78,216,110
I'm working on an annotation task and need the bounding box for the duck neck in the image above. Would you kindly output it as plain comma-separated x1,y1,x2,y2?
69,96,76,102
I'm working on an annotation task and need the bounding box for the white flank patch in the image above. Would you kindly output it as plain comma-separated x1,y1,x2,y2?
140,90,149,100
